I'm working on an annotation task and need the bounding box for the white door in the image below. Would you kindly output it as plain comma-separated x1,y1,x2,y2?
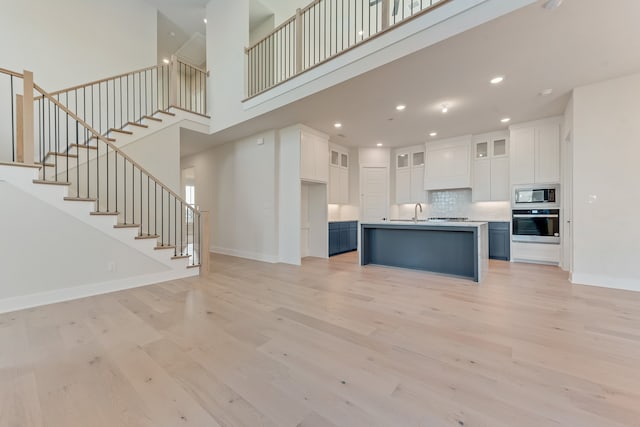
361,167,388,221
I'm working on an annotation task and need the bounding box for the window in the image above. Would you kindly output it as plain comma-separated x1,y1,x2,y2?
185,185,195,223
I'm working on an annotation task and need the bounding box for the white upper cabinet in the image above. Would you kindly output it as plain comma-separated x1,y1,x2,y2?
395,146,426,203
472,131,510,202
301,130,329,183
328,144,349,204
424,136,472,190
510,118,561,185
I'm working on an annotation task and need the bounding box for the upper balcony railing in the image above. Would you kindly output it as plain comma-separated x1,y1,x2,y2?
245,0,450,98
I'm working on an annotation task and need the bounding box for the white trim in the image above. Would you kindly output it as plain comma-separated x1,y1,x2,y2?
571,273,640,292
210,246,280,264
0,268,198,314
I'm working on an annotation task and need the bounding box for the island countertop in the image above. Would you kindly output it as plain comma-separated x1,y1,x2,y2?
360,221,489,282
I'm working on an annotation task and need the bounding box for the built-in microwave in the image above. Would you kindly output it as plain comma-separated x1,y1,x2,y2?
513,185,558,207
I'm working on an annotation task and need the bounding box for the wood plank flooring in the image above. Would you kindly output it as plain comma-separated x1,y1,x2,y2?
1,252,640,427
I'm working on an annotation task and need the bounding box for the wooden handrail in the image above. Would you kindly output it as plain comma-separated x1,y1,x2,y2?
33,82,199,214
245,15,297,52
43,64,164,98
0,67,24,78
176,60,208,76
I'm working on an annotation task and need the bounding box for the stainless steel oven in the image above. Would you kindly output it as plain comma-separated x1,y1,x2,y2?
512,209,560,244
513,185,559,208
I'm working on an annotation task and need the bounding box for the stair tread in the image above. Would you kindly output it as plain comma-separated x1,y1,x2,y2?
187,264,201,269
135,234,160,240
114,224,140,229
127,122,149,128
171,255,190,260
157,110,176,117
143,115,162,122
70,143,97,150
32,179,71,186
64,197,96,202
154,245,176,250
46,152,78,158
90,211,119,216
36,162,55,167
109,128,133,135
0,162,42,169
89,136,116,142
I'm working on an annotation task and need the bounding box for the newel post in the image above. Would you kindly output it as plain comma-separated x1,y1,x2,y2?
17,70,34,164
169,55,179,108
200,210,210,277
295,8,303,74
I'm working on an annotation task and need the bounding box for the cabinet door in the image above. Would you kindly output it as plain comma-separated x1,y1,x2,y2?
329,166,340,204
490,157,509,201
510,127,535,184
472,160,491,202
315,138,329,183
300,133,314,181
339,227,350,253
410,165,425,203
339,168,349,204
396,168,411,204
328,228,340,256
348,223,357,251
535,123,560,183
330,150,340,167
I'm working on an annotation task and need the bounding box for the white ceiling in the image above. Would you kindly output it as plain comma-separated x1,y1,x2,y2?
181,0,640,156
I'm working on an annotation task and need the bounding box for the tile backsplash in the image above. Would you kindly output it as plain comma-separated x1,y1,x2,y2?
391,189,511,221
429,189,511,221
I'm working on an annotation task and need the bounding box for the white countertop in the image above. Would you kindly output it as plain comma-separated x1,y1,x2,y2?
361,220,488,228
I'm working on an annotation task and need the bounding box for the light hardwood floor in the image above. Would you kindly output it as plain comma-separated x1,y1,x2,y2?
1,252,640,427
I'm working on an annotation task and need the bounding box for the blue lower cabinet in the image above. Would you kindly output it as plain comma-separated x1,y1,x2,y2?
488,222,510,261
329,221,358,256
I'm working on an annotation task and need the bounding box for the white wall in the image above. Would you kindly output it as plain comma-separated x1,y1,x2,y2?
0,0,157,91
207,0,249,128
0,181,168,310
181,130,280,263
278,125,302,264
571,72,640,291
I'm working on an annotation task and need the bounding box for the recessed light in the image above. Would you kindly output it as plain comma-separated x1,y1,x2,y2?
358,30,364,36
396,104,406,111
429,132,438,137
169,31,176,37
203,18,208,23
490,76,504,85
540,88,553,96
501,117,511,123
376,143,383,147
334,122,342,128
163,58,170,64
441,104,449,114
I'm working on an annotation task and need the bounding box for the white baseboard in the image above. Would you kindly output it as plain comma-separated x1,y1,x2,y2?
210,246,279,264
0,268,198,314
571,273,640,292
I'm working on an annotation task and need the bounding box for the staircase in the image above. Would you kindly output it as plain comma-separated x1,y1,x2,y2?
0,60,210,312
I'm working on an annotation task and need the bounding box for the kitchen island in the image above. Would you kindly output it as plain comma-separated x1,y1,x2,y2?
360,221,488,282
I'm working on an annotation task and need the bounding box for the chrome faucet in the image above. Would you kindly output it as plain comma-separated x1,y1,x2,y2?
413,203,422,223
